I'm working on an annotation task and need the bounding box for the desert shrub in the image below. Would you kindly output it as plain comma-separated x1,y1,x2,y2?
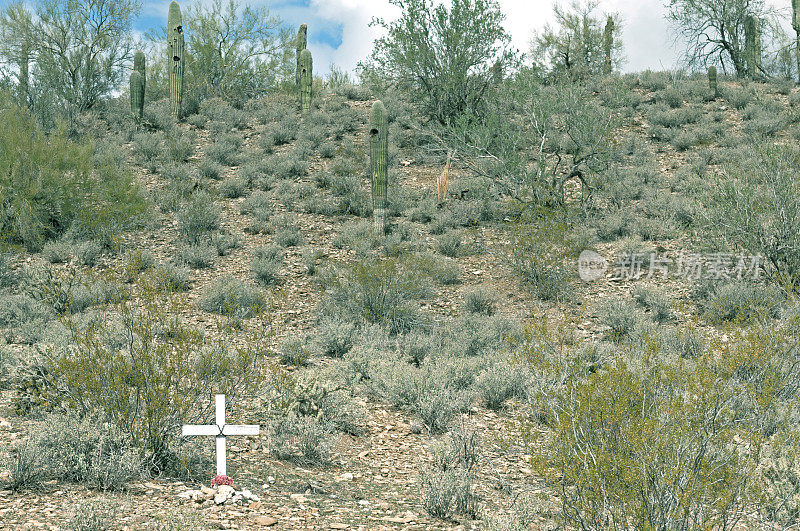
145,263,191,293
143,101,176,132
12,412,140,491
75,241,103,267
174,245,215,269
475,355,528,410
700,281,783,324
199,98,247,129
37,296,263,471
313,315,359,358
463,288,496,316
269,415,333,466
197,159,223,180
724,85,754,109
205,134,243,166
122,249,155,280
240,191,272,220
42,240,74,264
1,96,146,251
133,131,163,169
159,161,191,183
660,325,706,359
218,176,247,198
399,252,458,286
706,144,800,292
186,113,208,129
511,218,576,301
647,104,700,128
22,266,124,316
164,130,195,163
260,119,296,149
537,360,757,529
319,258,431,335
251,254,281,286
631,285,673,323
177,193,220,244
421,425,480,518
658,86,684,108
279,338,310,367
269,214,302,247
199,276,266,319
263,153,307,180
210,232,240,256
600,298,647,343
435,230,463,257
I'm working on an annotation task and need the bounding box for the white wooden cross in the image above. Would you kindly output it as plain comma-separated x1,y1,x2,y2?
181,394,260,477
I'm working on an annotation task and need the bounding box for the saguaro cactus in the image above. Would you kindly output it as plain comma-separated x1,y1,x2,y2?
603,16,614,75
370,101,389,234
167,1,185,119
708,65,718,99
491,60,503,85
130,51,146,121
793,0,800,83
296,24,308,90
744,15,762,78
299,48,313,113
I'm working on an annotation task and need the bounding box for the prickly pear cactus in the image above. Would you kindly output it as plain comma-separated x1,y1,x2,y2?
299,48,312,113
370,101,388,234
167,1,185,119
131,51,146,121
708,65,717,99
604,16,614,75
745,15,762,78
296,24,308,90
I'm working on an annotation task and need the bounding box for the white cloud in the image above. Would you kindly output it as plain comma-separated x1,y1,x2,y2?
302,0,685,76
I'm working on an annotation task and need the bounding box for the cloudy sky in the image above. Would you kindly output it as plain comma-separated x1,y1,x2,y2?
4,0,794,76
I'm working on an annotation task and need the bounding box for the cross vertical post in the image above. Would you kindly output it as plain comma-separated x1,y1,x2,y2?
181,394,260,478
215,394,227,476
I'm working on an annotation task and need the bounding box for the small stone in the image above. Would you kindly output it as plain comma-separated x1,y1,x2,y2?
215,484,235,504
340,473,354,481
289,493,308,504
267,476,276,483
253,516,278,527
329,523,349,529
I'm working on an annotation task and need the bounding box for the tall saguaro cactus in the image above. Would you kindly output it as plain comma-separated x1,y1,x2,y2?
299,49,313,113
603,16,614,75
370,101,389,234
793,0,800,83
296,24,308,90
130,51,146,121
167,1,185,120
708,66,718,99
744,15,762,78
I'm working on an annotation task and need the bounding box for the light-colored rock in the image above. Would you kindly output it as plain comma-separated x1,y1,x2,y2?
215,484,235,504
340,472,354,481
253,515,278,526
289,493,308,504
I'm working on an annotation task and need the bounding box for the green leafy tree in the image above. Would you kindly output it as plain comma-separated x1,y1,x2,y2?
533,1,623,79
0,0,141,128
665,0,771,76
184,0,292,106
366,0,515,126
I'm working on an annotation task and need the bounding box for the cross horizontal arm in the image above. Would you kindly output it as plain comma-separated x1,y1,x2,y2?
222,425,260,436
182,425,219,436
